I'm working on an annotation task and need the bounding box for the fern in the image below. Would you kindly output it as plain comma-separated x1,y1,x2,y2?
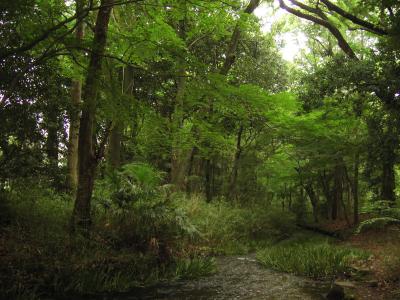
356,217,400,234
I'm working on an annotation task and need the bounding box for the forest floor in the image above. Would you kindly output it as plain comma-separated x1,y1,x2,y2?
56,255,329,300
314,216,400,299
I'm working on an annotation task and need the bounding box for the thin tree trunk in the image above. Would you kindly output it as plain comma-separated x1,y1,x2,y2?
205,159,213,202
353,152,359,224
108,121,122,169
381,131,396,202
220,0,261,75
107,66,134,170
71,0,114,233
185,146,198,196
171,11,188,191
332,163,344,221
227,125,243,199
319,170,332,219
67,0,85,192
304,183,319,223
46,106,61,188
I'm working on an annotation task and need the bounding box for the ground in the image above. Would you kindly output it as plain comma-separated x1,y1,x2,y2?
316,215,400,299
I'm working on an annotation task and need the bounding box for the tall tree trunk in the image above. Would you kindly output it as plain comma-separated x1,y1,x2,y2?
220,0,261,75
186,146,198,196
108,121,122,169
67,0,85,192
46,106,61,188
304,183,319,223
205,158,213,202
107,66,134,170
71,0,114,232
332,163,343,220
170,10,188,191
381,131,396,202
319,170,332,220
353,152,359,224
227,125,243,200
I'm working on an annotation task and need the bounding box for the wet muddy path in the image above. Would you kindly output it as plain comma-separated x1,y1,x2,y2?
109,255,329,300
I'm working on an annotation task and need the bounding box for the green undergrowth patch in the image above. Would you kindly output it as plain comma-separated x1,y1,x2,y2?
256,234,370,278
1,175,302,299
0,185,216,299
182,195,296,255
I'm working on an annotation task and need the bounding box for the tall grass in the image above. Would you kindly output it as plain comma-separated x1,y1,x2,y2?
181,195,296,254
256,241,369,278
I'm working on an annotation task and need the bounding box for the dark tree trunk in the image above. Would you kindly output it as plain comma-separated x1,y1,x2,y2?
227,125,243,200
45,107,61,188
186,146,197,196
319,170,332,220
71,0,114,233
170,8,188,192
220,0,261,75
108,122,122,169
304,183,319,223
332,163,343,220
381,138,396,202
205,159,213,202
353,152,359,224
67,0,85,192
107,66,135,170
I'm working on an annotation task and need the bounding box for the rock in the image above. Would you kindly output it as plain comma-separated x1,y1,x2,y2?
326,284,345,300
366,280,379,287
352,266,371,275
334,280,356,289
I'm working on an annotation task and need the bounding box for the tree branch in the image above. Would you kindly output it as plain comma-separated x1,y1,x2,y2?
319,0,388,35
278,0,357,59
0,0,145,60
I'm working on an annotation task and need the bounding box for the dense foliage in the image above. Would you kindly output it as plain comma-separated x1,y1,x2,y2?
1,0,400,298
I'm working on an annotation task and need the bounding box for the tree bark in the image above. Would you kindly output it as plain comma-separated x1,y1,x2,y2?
304,183,319,223
353,152,359,224
108,121,122,169
220,0,261,76
170,7,188,191
71,0,114,233
45,106,61,188
227,125,243,200
332,163,343,220
67,0,85,192
381,123,396,202
205,158,213,202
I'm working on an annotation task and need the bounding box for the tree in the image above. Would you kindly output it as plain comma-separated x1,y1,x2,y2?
71,0,115,232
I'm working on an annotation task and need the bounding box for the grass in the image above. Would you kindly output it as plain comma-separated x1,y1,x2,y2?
256,235,370,279
182,195,296,255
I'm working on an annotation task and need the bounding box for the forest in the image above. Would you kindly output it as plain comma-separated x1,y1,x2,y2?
1,0,400,299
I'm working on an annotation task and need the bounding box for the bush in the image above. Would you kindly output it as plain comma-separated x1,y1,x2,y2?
256,241,369,278
93,163,199,256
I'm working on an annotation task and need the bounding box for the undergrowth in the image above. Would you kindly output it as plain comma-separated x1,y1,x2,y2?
0,165,302,298
256,235,369,278
0,171,216,299
182,195,296,255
